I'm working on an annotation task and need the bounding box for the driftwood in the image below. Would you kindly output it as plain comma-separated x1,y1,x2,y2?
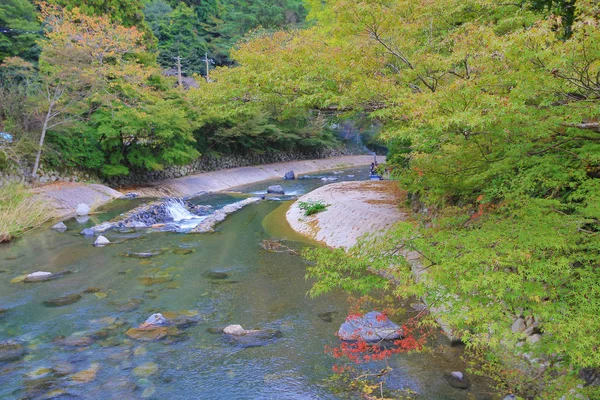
260,239,299,255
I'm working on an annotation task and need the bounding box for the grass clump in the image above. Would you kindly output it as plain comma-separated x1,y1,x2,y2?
0,183,50,242
298,200,329,216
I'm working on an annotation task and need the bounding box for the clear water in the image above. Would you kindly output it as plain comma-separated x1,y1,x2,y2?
0,168,500,399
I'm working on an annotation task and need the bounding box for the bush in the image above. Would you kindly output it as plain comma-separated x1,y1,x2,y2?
298,200,329,216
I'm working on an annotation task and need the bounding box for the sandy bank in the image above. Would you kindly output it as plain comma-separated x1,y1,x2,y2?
286,181,406,249
133,155,384,197
33,182,124,220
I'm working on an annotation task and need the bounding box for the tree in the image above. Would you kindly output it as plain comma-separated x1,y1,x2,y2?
32,3,147,176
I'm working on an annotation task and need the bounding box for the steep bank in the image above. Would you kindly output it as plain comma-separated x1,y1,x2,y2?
285,180,405,249
132,155,384,197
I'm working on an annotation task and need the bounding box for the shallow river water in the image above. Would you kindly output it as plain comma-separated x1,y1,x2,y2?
0,168,500,399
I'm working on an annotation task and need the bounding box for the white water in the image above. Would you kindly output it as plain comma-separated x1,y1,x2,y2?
166,199,197,221
165,199,207,231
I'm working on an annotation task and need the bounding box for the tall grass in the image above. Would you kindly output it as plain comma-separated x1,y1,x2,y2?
0,183,51,242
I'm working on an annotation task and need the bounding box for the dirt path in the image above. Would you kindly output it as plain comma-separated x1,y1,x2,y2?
286,181,407,249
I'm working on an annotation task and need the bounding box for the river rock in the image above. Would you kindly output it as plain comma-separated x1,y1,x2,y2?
80,228,95,236
444,371,471,389
267,185,285,195
70,363,100,384
56,335,94,347
511,317,526,333
133,362,158,377
318,311,338,323
76,216,90,224
222,324,282,348
51,222,67,232
93,222,114,233
338,311,403,342
203,271,229,280
94,236,110,247
24,271,53,282
43,293,82,307
0,340,26,362
140,313,168,328
284,171,295,180
125,327,180,342
76,204,91,216
24,270,71,283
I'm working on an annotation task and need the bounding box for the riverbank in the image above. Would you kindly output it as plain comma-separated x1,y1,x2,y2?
285,180,406,249
130,155,384,197
26,155,382,225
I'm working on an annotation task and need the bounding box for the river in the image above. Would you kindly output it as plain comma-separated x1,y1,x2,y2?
0,167,500,399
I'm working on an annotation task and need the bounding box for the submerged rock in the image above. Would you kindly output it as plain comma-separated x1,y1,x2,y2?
80,228,95,237
444,371,471,389
338,311,403,342
203,271,229,280
318,311,338,323
76,203,91,216
70,363,100,384
0,340,26,362
125,327,180,342
133,362,159,377
113,298,143,312
172,248,194,255
267,185,285,195
125,252,161,258
43,293,82,307
51,222,67,232
222,324,282,348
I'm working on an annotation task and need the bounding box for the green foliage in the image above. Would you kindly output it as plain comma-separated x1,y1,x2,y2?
298,200,329,216
0,183,50,242
0,0,40,63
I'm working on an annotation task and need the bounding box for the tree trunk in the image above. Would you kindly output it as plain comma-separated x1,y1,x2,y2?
32,102,53,177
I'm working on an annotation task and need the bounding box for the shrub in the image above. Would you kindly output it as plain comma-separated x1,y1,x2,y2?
298,200,329,216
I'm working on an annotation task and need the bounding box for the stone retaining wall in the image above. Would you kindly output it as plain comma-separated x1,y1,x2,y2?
106,146,365,187
0,166,99,188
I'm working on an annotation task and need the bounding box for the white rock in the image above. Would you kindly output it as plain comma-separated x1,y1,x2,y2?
24,272,53,282
51,222,67,231
76,204,91,216
451,371,464,380
223,325,246,335
94,236,110,247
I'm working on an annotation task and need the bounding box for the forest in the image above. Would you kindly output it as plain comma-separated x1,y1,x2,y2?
0,0,327,178
1,0,599,398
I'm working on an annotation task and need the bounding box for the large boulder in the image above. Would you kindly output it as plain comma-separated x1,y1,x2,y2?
267,185,285,195
338,311,403,342
284,171,295,180
76,203,91,216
